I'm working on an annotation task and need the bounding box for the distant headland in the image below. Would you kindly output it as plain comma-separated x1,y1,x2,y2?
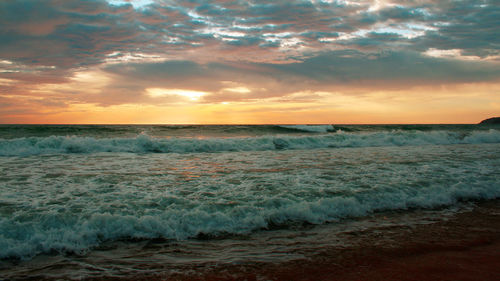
479,117,500,124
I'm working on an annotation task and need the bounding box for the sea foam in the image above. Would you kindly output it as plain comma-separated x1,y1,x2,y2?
0,129,499,156
1,128,499,260
1,172,498,260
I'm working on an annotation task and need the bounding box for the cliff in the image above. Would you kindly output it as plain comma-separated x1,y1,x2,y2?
479,117,500,124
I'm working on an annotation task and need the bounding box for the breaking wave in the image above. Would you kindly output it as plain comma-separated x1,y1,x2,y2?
1,172,498,260
275,124,336,133
1,129,499,156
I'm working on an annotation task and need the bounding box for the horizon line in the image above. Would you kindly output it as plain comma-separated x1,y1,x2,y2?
0,122,489,126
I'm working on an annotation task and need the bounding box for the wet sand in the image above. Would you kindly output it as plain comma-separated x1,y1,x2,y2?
116,200,500,281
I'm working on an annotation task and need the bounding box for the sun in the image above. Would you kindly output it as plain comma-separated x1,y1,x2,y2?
146,88,207,101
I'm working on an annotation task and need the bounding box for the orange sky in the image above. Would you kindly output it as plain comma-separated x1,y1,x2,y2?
3,81,498,124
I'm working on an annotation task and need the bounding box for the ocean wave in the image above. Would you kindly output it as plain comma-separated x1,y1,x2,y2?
274,124,336,133
1,175,498,260
0,129,499,156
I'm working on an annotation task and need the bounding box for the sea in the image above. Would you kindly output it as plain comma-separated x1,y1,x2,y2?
0,124,499,279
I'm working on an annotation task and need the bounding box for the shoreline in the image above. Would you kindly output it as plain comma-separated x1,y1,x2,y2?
135,200,500,281
3,200,499,280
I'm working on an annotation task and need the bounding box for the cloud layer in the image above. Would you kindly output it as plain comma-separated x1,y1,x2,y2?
1,0,499,123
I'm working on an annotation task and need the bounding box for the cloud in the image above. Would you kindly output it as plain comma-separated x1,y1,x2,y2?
270,50,500,84
94,48,499,106
0,0,144,70
406,0,500,58
1,0,499,123
2,0,497,72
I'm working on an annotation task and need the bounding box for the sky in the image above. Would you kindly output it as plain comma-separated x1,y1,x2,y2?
0,0,499,124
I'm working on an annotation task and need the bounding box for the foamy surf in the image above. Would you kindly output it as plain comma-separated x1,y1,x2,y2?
1,163,498,260
1,142,499,260
0,129,499,156
1,124,499,271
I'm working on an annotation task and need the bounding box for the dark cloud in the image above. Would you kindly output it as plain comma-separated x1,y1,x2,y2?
0,0,498,109
2,0,497,70
0,0,139,65
96,48,500,106
270,50,500,84
400,0,499,57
